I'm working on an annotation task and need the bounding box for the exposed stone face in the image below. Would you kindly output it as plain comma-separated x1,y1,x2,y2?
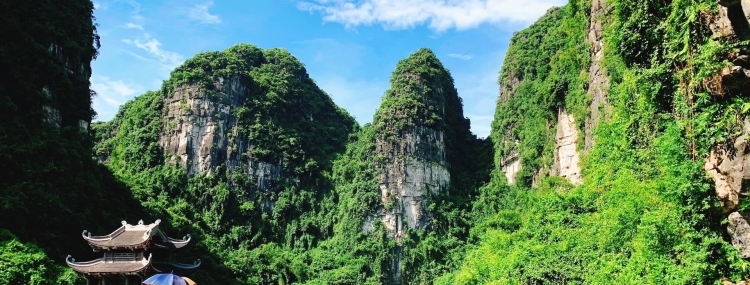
499,70,521,106
371,126,450,239
159,76,283,192
501,149,521,184
43,105,61,127
160,77,245,176
704,121,750,213
551,109,582,185
728,212,750,258
584,0,612,152
709,0,750,94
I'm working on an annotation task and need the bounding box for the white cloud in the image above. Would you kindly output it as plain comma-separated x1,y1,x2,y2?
122,34,184,70
298,0,566,31
91,75,142,108
124,23,144,30
187,1,222,24
93,2,101,9
126,0,145,24
447,53,473,60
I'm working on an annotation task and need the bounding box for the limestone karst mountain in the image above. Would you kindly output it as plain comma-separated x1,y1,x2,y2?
8,0,750,284
360,48,490,283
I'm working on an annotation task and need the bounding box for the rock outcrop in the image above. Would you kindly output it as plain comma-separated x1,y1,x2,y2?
704,122,750,213
728,211,750,258
367,49,458,240
160,76,246,176
702,0,750,266
372,126,450,238
151,46,358,199
705,120,750,258
708,0,750,95
501,149,521,184
584,0,611,152
362,48,482,284
551,108,582,185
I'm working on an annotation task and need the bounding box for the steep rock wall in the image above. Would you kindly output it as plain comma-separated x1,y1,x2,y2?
370,126,450,238
501,149,521,184
551,108,583,185
160,76,245,176
494,6,592,186
584,0,612,152
359,48,484,284
704,0,750,262
710,0,750,95
159,76,286,194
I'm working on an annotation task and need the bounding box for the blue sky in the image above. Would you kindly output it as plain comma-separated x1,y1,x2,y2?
90,0,566,138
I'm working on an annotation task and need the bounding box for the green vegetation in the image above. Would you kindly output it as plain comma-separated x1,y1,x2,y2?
439,0,750,283
0,1,147,284
0,230,79,285
92,44,359,283
5,0,750,284
491,5,590,187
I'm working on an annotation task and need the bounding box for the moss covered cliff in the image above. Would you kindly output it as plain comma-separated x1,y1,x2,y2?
7,0,750,284
440,0,750,284
0,1,146,284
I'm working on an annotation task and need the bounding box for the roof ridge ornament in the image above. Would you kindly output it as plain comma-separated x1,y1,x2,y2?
138,219,144,225
144,253,153,265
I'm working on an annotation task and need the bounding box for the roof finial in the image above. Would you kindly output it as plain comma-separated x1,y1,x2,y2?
138,219,144,225
121,220,127,226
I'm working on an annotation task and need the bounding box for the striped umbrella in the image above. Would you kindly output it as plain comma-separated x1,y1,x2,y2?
142,273,188,285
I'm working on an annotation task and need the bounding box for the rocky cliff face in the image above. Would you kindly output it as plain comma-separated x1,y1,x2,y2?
584,0,611,152
96,44,356,210
359,48,481,284
156,46,356,194
703,0,750,264
160,76,246,176
495,6,592,186
367,49,456,240
368,126,450,238
551,108,583,185
714,0,750,95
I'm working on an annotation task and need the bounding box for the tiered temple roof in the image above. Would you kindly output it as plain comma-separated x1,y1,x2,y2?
81,219,190,251
66,253,152,276
67,219,200,279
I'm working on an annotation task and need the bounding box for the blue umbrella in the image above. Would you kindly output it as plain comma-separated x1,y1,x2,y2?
143,273,188,285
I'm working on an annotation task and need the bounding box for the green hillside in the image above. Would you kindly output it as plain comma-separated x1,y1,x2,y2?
3,0,750,284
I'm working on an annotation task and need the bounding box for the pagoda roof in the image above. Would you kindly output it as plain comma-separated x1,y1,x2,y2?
66,254,152,275
152,259,202,276
81,219,191,250
152,235,191,250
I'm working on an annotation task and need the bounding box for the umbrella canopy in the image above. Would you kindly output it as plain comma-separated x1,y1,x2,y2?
143,273,188,285
182,277,197,285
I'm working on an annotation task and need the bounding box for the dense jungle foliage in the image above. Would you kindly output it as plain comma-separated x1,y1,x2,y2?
438,0,750,284
0,0,147,284
90,44,361,284
4,0,750,284
89,47,490,284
